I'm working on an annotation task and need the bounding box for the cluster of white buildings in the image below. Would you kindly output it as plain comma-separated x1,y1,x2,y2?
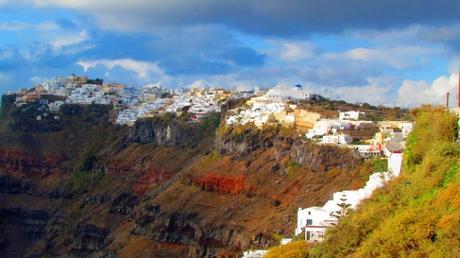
115,87,224,126
226,84,314,128
11,75,228,127
226,100,291,127
65,84,112,105
306,111,371,143
295,151,403,242
294,118,413,242
305,111,413,158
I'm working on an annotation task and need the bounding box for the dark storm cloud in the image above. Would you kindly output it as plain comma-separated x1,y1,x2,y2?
45,0,460,37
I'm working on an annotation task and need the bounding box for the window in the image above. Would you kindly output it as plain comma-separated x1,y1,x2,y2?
307,219,313,225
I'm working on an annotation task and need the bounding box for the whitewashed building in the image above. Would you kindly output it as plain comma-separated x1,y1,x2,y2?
265,84,310,102
306,119,352,139
321,134,353,145
339,111,362,121
295,152,403,242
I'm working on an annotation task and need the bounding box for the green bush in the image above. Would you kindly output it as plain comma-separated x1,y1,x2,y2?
371,157,388,172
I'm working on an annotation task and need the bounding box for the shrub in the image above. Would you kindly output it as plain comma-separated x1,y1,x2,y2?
265,241,311,258
371,157,388,172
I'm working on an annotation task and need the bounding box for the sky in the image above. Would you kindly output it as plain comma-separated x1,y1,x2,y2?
1,0,460,107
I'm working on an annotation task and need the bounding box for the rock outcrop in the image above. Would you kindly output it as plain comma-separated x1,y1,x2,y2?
0,149,66,176
133,168,171,195
193,173,245,194
289,139,361,172
132,208,248,258
129,114,220,148
69,223,110,258
215,126,276,157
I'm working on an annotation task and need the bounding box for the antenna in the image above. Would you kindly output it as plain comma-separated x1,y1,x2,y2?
446,92,450,108
458,69,460,107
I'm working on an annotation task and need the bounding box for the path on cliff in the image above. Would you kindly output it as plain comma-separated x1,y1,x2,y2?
142,153,205,201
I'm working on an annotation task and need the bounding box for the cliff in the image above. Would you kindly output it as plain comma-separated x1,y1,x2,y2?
265,106,459,258
216,125,361,173
215,125,278,157
129,113,220,148
289,139,360,172
0,97,375,258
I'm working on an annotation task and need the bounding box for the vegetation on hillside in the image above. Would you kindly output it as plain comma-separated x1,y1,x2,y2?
297,98,411,121
265,241,310,258
265,105,459,257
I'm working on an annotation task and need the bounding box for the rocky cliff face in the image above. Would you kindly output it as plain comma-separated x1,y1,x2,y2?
69,223,110,258
129,204,278,258
129,113,220,148
216,126,361,173
193,173,245,194
0,149,66,177
129,117,198,147
215,126,276,157
0,98,373,258
289,139,361,172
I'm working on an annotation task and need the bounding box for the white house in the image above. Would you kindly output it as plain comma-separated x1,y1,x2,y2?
295,152,403,242
339,111,362,121
306,119,342,138
295,207,338,236
265,84,310,102
321,134,353,145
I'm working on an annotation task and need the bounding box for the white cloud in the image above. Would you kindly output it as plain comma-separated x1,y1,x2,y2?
278,41,314,61
0,21,58,31
36,21,60,31
189,79,209,89
0,21,29,31
316,77,394,105
29,76,46,85
51,30,88,50
324,46,440,69
77,58,166,80
396,73,458,107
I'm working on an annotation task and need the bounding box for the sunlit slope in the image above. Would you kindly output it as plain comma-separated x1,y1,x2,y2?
268,106,459,257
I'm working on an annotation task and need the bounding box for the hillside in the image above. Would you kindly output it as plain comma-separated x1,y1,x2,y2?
0,95,406,257
266,106,459,257
296,98,411,121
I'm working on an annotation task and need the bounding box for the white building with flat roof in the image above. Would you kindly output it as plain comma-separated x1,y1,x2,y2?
321,134,353,145
265,84,310,102
339,111,362,121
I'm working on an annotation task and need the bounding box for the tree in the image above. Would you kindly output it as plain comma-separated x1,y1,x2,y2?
330,194,351,219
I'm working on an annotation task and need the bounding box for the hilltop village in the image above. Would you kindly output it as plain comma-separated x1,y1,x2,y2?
7,74,416,257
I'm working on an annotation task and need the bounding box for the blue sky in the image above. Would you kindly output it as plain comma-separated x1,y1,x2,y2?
1,0,460,106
